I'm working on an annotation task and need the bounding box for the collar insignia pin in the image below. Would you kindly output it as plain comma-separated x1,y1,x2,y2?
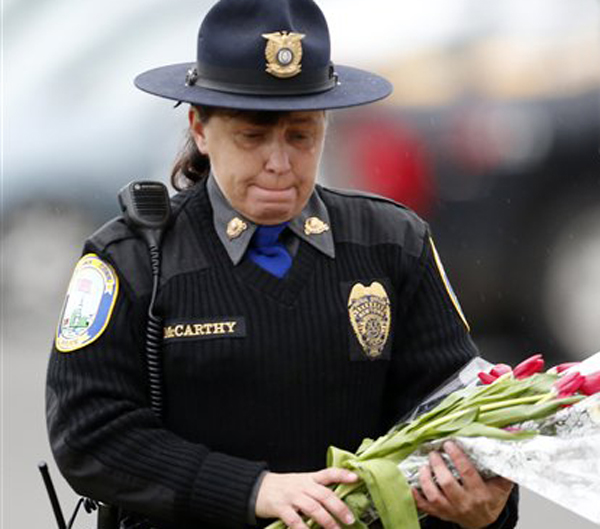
304,217,329,236
227,217,248,240
262,31,306,79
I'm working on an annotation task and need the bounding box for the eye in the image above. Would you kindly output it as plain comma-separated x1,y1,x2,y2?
236,130,267,144
242,132,264,140
288,130,314,146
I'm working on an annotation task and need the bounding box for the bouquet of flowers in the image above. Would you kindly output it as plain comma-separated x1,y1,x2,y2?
267,352,600,529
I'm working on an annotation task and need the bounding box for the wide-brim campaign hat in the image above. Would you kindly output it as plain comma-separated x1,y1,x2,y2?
134,0,393,111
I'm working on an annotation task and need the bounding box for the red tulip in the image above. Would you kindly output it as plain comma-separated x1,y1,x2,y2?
478,372,498,385
490,364,512,378
478,363,513,385
581,371,600,396
553,362,580,374
513,354,545,379
554,371,585,398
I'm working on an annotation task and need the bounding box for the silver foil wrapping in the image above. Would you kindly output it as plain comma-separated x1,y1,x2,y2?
397,394,600,525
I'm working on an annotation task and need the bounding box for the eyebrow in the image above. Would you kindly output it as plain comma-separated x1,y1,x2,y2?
286,116,319,125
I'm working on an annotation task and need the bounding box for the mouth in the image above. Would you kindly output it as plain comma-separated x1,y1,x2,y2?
249,185,297,202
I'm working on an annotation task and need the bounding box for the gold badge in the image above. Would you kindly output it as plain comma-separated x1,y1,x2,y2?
348,282,391,359
304,217,330,236
226,217,248,240
262,31,305,78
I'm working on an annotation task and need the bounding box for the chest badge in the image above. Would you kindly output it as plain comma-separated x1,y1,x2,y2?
262,31,305,78
348,281,391,359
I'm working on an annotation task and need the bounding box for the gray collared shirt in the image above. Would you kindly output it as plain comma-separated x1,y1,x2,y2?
207,174,335,265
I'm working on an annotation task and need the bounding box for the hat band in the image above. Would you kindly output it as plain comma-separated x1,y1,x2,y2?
187,62,338,96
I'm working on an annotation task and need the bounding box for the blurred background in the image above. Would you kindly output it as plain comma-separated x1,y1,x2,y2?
2,0,599,527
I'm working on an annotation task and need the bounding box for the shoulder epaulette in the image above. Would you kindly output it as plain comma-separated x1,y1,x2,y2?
318,185,427,259
319,186,411,210
85,186,202,298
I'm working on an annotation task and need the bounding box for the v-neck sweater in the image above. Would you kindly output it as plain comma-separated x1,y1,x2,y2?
47,179,489,529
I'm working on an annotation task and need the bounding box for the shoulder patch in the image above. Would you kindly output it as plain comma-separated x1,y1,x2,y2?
55,254,119,352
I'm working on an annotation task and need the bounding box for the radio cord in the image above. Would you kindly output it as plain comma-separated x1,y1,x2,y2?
145,243,164,419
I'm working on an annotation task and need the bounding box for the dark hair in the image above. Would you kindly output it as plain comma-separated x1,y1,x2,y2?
170,106,297,191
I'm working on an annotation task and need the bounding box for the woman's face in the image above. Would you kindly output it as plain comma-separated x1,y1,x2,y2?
190,109,326,225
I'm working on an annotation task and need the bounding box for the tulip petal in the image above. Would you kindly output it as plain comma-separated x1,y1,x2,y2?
554,362,580,374
554,371,585,398
514,353,545,379
490,364,512,377
581,371,600,396
478,372,497,385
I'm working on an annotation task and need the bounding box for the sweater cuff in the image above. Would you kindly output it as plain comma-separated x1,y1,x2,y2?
247,470,269,525
189,452,268,528
483,486,519,529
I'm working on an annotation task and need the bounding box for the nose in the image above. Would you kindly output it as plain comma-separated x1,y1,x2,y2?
265,139,291,175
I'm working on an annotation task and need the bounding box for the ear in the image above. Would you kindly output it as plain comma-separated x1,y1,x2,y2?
188,107,209,154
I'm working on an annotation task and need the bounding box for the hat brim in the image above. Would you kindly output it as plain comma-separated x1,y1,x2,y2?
134,63,392,111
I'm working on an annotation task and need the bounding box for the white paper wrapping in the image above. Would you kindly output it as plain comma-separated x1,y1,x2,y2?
394,353,600,526
397,394,600,525
456,394,600,525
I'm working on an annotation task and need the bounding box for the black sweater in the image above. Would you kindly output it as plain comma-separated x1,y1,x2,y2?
46,181,516,528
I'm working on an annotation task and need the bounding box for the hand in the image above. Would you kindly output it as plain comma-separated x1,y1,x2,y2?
255,468,359,529
412,441,513,529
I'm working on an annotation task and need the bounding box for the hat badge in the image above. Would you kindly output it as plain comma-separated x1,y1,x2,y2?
262,31,306,78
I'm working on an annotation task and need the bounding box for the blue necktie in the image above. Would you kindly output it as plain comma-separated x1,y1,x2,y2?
247,223,292,278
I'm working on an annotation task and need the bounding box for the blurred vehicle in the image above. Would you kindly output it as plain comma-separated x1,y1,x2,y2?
324,51,600,363
4,0,599,360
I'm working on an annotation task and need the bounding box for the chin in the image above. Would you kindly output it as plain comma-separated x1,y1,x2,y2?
251,207,297,225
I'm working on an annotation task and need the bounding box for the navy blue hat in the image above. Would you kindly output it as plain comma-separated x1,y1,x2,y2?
134,0,392,111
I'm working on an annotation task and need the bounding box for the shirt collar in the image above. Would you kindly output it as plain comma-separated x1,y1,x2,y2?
207,173,335,265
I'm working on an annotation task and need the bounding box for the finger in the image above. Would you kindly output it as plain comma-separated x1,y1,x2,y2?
308,484,356,526
279,506,308,529
443,442,485,491
411,487,430,514
313,468,359,485
294,495,340,529
428,450,465,505
418,464,452,514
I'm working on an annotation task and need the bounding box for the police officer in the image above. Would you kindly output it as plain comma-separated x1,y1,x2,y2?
47,1,517,528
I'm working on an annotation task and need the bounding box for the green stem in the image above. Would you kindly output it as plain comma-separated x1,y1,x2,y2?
479,393,553,412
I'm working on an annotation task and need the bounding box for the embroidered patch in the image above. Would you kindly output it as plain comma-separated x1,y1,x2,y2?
56,254,119,352
345,280,392,360
163,317,246,343
429,237,470,331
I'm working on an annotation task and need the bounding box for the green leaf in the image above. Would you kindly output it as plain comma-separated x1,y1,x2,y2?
343,492,372,529
356,438,374,454
328,445,356,469
350,458,420,529
403,390,466,431
433,407,479,433
479,396,583,427
454,423,538,441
